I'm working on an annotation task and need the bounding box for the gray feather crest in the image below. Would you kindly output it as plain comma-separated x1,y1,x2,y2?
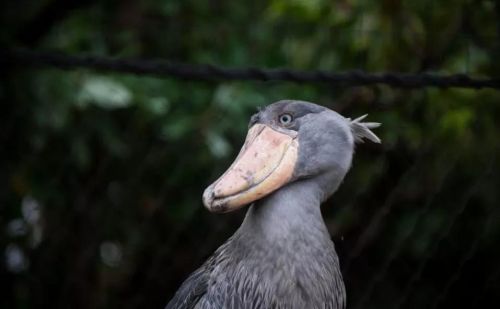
347,114,381,144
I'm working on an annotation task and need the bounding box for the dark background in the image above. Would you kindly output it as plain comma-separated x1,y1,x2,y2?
1,0,500,308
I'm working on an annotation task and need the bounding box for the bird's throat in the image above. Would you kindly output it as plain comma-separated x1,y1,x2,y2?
239,179,331,244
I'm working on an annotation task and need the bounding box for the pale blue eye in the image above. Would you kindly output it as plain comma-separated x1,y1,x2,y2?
279,114,293,125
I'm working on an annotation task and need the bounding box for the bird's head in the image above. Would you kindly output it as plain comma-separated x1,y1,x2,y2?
203,100,381,213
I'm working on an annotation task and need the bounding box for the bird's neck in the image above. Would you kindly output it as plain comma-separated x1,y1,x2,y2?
238,179,331,244
228,179,346,308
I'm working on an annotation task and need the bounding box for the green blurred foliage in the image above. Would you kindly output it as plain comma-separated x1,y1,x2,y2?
1,0,499,308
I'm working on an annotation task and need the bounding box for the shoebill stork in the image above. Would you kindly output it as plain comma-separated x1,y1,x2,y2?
166,100,381,309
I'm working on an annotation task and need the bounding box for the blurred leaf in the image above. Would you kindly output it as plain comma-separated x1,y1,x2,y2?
205,131,232,158
77,76,132,109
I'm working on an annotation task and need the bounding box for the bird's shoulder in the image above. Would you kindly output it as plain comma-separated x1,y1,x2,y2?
165,263,209,309
165,238,236,309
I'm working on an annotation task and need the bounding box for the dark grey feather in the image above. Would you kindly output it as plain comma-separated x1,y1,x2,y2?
165,265,209,309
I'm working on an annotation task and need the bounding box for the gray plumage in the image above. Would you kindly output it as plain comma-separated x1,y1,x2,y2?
166,100,380,309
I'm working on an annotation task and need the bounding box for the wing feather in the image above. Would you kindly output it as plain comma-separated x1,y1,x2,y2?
165,266,209,309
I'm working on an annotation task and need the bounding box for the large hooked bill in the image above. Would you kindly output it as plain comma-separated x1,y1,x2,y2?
203,124,299,213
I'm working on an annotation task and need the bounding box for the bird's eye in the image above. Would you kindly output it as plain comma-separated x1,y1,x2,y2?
279,113,293,126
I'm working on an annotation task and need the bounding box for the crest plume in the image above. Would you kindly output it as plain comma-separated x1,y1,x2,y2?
348,114,381,144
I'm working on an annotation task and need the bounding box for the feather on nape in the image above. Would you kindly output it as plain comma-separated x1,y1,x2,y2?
348,114,381,144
